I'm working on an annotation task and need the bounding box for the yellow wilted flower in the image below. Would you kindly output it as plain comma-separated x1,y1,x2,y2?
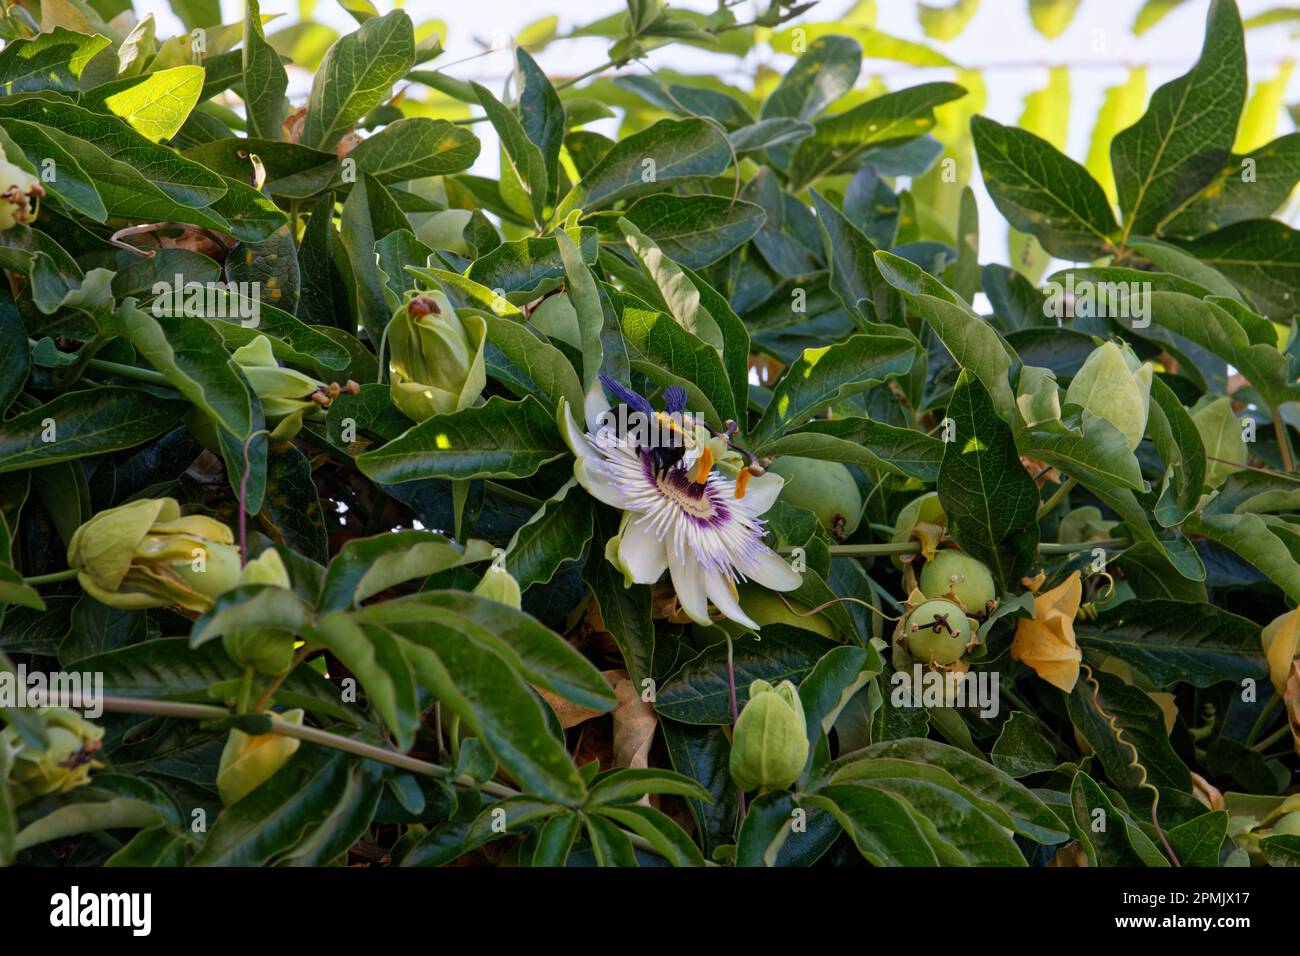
67,498,241,612
1,709,104,805
217,709,304,806
1011,571,1083,692
1261,607,1300,695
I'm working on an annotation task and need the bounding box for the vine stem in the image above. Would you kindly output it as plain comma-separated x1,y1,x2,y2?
57,694,694,864
1036,477,1077,521
800,538,1132,559
1271,406,1295,473
726,636,746,824
21,568,78,585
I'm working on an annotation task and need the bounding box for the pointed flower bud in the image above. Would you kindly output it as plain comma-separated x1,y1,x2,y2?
222,549,297,676
472,564,522,609
1,708,104,805
217,709,303,806
388,292,487,422
729,679,809,792
0,152,44,231
231,335,328,440
1064,340,1153,451
67,498,241,612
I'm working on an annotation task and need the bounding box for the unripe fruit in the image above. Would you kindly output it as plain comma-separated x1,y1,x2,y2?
919,550,997,614
767,457,862,538
905,598,972,665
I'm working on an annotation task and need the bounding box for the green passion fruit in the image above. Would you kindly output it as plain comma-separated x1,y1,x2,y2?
919,550,997,614
905,598,972,666
767,457,862,538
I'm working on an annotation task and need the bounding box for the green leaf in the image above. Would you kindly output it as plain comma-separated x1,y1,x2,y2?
557,229,603,390
514,47,565,206
505,479,592,590
655,627,835,725
971,114,1118,260
787,82,966,190
0,120,106,221
595,804,706,866
1111,0,1246,237
339,173,409,342
0,387,186,474
751,332,917,445
242,0,289,140
1145,375,1206,526
319,530,491,611
106,300,253,439
557,117,732,217
1077,601,1268,686
356,396,565,483
991,712,1060,777
1177,220,1300,320
760,35,861,122
1163,134,1300,237
473,79,549,223
875,251,1019,421
341,117,479,185
1183,512,1300,602
479,310,584,414
801,786,939,866
0,27,113,95
939,370,1040,591
1070,770,1170,866
1259,834,1300,866
807,188,897,328
584,508,655,687
302,9,415,152
757,418,944,482
80,66,204,142
1067,668,1191,791
466,225,598,300
192,747,379,866
613,194,766,269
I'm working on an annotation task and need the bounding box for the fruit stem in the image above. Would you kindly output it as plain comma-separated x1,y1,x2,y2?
22,568,79,585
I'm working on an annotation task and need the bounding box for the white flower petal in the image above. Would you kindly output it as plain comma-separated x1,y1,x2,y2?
742,472,784,515
574,458,630,509
559,400,597,460
704,568,759,630
740,548,802,592
619,519,669,585
668,547,710,626
583,380,611,432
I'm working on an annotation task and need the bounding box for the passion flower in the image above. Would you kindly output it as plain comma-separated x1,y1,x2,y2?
560,376,799,630
919,551,997,614
729,679,808,792
67,497,241,612
905,598,973,666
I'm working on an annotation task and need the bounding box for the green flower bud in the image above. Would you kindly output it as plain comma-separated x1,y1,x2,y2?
919,551,997,614
1,708,104,804
1192,396,1248,490
729,679,808,792
767,457,863,538
222,549,297,676
1270,811,1300,837
0,154,44,231
905,598,973,666
67,498,241,612
1057,506,1117,544
217,709,303,806
1064,340,1153,450
472,565,522,609
388,292,488,422
231,335,331,440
